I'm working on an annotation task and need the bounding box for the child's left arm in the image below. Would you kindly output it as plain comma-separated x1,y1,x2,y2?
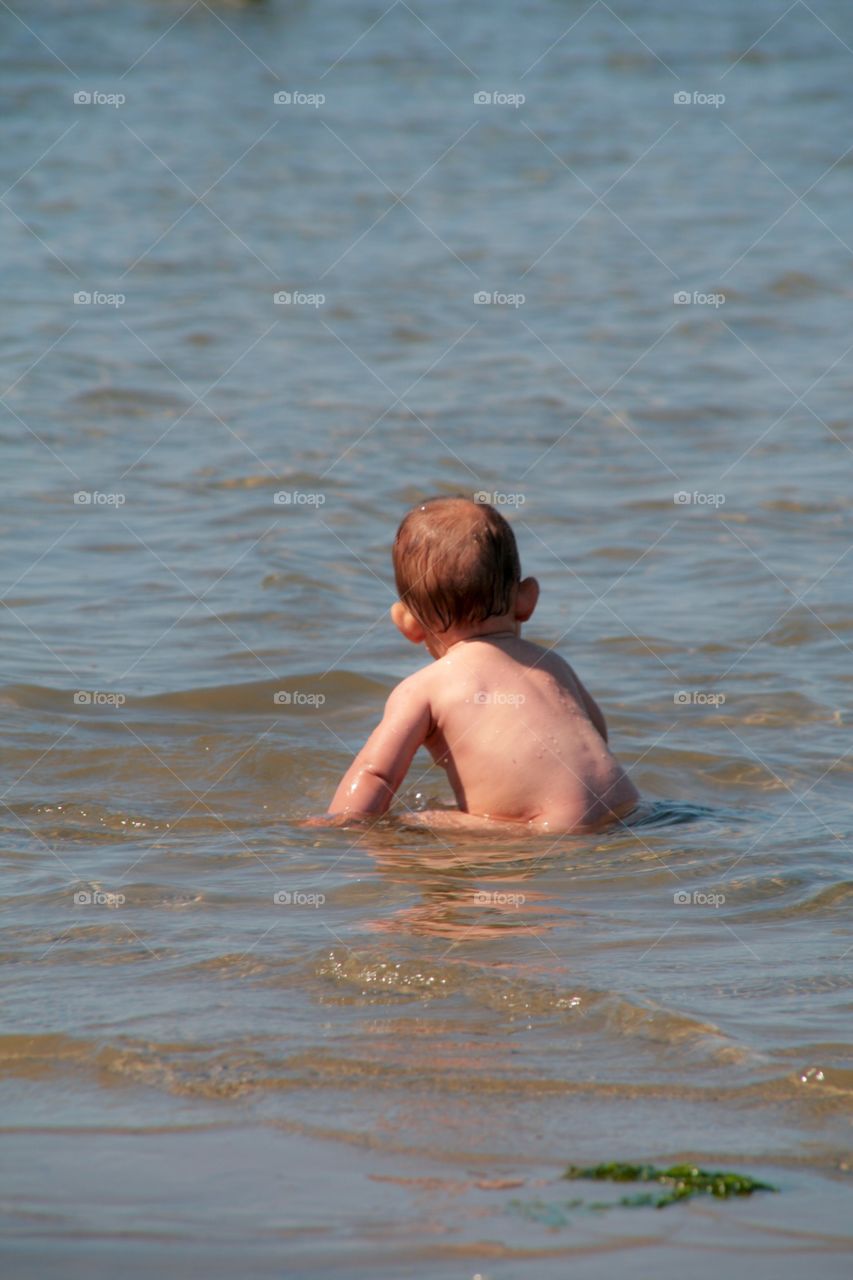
327,675,431,818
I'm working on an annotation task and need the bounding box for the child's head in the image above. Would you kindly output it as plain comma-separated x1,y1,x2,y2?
391,496,538,653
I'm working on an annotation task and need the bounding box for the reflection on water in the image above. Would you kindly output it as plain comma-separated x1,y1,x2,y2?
365,837,566,941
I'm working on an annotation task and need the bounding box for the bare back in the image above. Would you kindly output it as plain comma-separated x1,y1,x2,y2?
419,636,638,831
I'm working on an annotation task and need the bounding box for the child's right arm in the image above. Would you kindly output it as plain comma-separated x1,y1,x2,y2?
328,676,432,818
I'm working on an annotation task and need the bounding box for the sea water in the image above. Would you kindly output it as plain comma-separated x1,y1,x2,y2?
1,1,851,1275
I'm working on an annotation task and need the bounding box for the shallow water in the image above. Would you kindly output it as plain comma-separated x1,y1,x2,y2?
1,0,852,1275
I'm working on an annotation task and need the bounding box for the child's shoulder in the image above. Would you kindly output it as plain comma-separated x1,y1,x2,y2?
387,661,434,705
513,639,582,692
515,636,571,671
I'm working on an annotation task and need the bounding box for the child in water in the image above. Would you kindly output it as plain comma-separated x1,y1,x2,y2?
325,496,638,833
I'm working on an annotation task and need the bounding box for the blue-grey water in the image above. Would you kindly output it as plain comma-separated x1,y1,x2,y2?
1,1,852,1276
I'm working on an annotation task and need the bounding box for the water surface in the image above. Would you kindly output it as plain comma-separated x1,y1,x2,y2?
1,1,852,1275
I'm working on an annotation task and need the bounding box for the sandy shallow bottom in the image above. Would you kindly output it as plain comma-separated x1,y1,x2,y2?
3,1116,851,1280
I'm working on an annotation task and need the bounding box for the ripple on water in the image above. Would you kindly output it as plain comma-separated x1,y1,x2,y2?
69,387,192,417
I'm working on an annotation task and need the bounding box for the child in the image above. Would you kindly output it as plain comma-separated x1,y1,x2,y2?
326,496,639,834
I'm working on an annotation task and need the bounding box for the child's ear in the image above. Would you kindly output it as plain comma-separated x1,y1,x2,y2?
515,576,539,622
391,602,426,645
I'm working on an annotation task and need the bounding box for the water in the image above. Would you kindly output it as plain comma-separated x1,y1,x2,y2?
2,1,852,1275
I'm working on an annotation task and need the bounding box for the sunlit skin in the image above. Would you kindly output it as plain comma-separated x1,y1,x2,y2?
320,503,639,835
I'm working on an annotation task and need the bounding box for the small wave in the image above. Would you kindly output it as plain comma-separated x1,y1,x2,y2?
736,880,853,923
598,634,681,657
768,270,832,297
313,947,749,1062
2,1032,848,1115
205,471,333,493
624,800,724,830
1,672,389,718
70,386,191,416
767,611,853,647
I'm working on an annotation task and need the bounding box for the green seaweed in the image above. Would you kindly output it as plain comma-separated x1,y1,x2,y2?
505,1164,778,1231
617,1192,659,1208
563,1162,777,1208
507,1197,573,1228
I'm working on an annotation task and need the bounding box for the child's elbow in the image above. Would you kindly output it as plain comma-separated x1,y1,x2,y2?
358,763,397,810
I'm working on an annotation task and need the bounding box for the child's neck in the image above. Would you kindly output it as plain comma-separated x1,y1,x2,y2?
434,621,519,657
